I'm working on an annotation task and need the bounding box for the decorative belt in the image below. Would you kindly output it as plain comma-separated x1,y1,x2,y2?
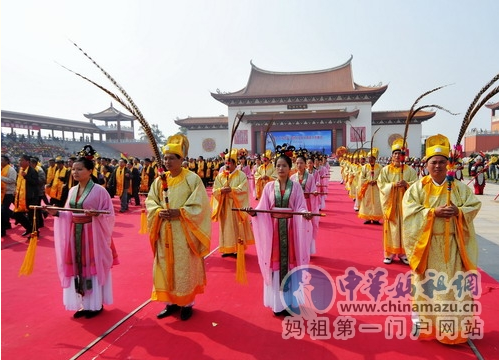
72,215,93,224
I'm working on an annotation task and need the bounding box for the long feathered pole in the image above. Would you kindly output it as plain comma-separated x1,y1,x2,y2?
456,73,499,146
263,116,275,155
443,74,498,260
448,73,499,206
62,41,162,165
227,112,245,164
401,85,456,178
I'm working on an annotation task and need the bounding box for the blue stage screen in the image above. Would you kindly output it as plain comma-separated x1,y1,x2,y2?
266,130,332,154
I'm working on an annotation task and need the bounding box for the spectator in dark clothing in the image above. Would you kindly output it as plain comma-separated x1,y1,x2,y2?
127,161,141,206
12,155,39,238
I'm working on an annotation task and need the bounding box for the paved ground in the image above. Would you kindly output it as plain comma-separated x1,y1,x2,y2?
329,166,499,281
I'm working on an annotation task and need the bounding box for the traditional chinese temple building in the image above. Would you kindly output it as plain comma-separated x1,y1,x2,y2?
176,56,435,158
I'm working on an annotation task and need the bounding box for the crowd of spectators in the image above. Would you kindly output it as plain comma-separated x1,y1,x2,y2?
1,133,72,160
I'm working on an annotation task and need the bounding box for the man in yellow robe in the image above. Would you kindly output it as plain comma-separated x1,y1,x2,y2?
254,155,276,200
378,139,417,265
146,135,211,321
403,134,481,344
49,157,69,207
44,158,56,201
357,148,383,224
211,149,255,261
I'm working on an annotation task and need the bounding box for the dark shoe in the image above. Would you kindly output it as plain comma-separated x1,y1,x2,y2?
372,221,382,225
273,309,291,317
411,322,421,339
363,220,371,225
85,307,103,319
157,304,180,319
221,253,237,258
180,306,193,321
73,309,89,318
399,256,410,265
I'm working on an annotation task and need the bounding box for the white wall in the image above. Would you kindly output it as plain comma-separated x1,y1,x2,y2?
185,129,228,159
373,124,423,158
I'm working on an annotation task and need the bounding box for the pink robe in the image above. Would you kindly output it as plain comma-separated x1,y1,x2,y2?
252,180,312,286
290,172,320,254
54,182,117,310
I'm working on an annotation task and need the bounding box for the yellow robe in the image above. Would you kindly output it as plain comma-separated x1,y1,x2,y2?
211,169,255,253
357,163,383,221
45,164,56,196
50,167,68,200
146,169,211,305
378,164,417,256
348,163,361,199
254,163,276,200
403,176,481,344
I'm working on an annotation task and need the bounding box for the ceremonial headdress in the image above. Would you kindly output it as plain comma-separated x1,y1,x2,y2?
391,138,407,153
162,134,189,158
425,134,450,160
367,148,379,158
225,148,239,162
275,144,295,158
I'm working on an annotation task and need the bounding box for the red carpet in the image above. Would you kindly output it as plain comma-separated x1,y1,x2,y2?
2,182,498,359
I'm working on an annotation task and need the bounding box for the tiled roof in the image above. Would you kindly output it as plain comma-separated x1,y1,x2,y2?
485,101,499,110
212,56,387,98
84,103,136,120
372,110,435,121
175,116,228,126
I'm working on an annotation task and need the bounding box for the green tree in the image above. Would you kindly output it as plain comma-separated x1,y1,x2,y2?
138,124,166,145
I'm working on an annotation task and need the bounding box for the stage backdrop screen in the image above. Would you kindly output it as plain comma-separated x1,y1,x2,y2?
265,130,332,155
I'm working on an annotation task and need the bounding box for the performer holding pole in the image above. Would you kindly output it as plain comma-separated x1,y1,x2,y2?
241,147,313,317
28,145,119,319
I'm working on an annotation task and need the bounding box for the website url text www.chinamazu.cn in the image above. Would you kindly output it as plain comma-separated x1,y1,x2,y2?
337,300,481,315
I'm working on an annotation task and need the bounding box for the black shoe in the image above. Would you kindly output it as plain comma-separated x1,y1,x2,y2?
221,253,237,258
180,306,193,321
411,322,421,339
73,309,89,318
372,221,381,225
273,309,291,317
157,304,180,319
363,220,371,225
85,307,103,319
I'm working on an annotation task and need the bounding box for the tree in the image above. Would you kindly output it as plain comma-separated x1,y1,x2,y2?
138,124,166,145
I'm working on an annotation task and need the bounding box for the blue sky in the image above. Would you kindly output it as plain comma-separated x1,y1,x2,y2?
2,0,498,148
